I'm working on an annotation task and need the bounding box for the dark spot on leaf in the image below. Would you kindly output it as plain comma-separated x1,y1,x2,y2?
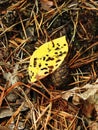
46,57,54,61
52,41,55,47
58,53,63,56
39,63,41,67
55,64,58,66
45,63,48,66
48,48,51,52
34,58,37,67
64,43,66,46
57,43,60,46
31,72,34,76
55,47,60,50
46,54,49,57
48,66,54,73
63,51,66,54
44,71,48,74
49,69,53,73
56,59,61,63
55,52,58,54
58,51,63,56
41,67,47,70
48,65,54,69
43,57,46,60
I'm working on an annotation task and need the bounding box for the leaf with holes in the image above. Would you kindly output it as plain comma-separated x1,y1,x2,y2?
28,36,68,82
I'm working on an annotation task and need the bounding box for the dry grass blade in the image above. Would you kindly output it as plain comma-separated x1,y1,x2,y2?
0,18,28,37
70,52,98,68
6,102,24,125
69,42,98,68
8,0,27,10
0,86,5,107
30,103,52,129
33,11,44,37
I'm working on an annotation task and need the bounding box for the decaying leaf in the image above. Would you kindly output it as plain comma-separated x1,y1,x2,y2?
28,36,68,83
40,0,54,11
62,79,98,102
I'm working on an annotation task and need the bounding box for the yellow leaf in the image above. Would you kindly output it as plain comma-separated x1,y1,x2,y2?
28,36,68,82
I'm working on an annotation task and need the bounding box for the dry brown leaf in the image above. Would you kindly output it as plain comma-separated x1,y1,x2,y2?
89,122,98,130
40,0,54,11
3,64,19,86
82,100,95,118
0,126,10,130
62,79,98,102
0,108,13,119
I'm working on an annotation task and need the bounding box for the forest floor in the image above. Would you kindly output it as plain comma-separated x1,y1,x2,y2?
0,0,98,130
